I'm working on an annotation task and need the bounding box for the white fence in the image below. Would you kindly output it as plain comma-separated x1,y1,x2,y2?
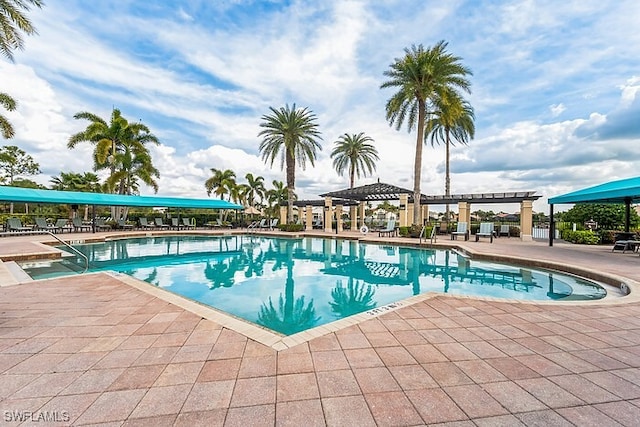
532,226,560,240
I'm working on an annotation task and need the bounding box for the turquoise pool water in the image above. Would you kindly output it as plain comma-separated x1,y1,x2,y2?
22,235,606,335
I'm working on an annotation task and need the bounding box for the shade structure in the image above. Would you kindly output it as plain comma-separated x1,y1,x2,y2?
0,186,243,210
548,176,640,204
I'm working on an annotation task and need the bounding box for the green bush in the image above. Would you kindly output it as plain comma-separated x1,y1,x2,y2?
561,229,600,245
398,226,409,237
278,223,304,232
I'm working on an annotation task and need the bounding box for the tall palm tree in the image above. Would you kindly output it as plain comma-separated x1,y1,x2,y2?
330,132,379,189
258,104,322,223
0,0,43,62
426,90,475,220
244,172,266,208
381,40,472,225
0,92,16,139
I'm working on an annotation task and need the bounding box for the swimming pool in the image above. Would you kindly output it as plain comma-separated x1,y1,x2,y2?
22,235,606,335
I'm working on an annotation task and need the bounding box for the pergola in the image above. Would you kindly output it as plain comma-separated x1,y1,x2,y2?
286,182,542,241
547,176,640,246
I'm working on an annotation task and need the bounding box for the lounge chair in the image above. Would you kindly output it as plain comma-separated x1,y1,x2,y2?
498,224,510,238
34,217,59,232
171,218,181,230
378,219,397,237
182,217,196,229
475,222,494,243
269,218,279,230
55,219,73,233
7,217,32,232
437,222,448,235
139,218,155,230
118,219,134,230
154,218,170,230
72,217,92,232
95,218,112,231
257,219,269,229
451,222,469,241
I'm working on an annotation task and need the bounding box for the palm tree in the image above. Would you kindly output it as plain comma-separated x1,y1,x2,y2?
381,40,472,225
205,168,236,199
205,168,236,221
0,0,43,62
258,104,322,223
0,92,16,139
244,173,266,208
104,138,160,195
330,132,379,189
265,179,290,218
68,109,159,185
426,90,475,220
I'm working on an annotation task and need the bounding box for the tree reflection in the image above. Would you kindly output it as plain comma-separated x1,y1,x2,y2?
257,239,319,335
329,278,377,317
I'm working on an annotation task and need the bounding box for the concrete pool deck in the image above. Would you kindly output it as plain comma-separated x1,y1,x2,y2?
2,230,640,425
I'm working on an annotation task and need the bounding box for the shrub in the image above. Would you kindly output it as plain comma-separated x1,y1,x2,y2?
278,223,304,232
561,229,600,245
398,226,409,237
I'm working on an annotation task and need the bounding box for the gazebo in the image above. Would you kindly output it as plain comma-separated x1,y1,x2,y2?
312,182,542,241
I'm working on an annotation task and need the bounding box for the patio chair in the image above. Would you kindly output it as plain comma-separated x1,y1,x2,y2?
139,218,155,230
7,217,32,232
54,218,73,233
451,222,469,241
118,218,134,230
154,218,170,230
171,218,181,230
378,219,397,237
257,219,269,229
498,224,511,238
95,218,112,231
72,217,92,232
475,222,494,243
269,218,279,230
34,217,59,232
182,217,196,229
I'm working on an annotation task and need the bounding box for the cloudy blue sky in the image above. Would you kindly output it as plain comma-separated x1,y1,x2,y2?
1,0,639,213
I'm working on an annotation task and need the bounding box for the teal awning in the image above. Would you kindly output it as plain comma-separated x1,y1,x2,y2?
0,186,243,209
548,176,640,204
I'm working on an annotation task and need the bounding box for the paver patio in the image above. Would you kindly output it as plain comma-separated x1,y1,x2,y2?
2,231,640,425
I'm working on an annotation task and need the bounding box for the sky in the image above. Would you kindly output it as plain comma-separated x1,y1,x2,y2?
1,0,639,214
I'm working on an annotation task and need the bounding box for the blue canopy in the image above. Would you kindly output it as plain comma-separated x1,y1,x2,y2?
548,176,640,205
0,186,243,209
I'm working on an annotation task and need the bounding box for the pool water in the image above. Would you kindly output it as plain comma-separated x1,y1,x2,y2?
21,235,606,335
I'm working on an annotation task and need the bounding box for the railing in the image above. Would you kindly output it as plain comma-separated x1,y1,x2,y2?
43,231,88,273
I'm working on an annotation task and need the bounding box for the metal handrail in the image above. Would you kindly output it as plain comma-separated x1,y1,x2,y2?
44,231,88,274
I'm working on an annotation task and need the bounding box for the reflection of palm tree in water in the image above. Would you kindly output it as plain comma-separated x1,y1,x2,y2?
144,268,159,286
257,240,319,335
329,278,376,317
204,254,244,289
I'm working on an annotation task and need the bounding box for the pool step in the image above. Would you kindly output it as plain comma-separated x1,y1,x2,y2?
18,259,84,280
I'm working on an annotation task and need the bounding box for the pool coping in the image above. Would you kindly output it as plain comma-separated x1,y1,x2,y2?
3,230,637,350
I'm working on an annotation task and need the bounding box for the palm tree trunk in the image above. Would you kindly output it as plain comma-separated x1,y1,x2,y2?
445,129,451,221
413,100,426,225
350,165,355,189
286,151,295,223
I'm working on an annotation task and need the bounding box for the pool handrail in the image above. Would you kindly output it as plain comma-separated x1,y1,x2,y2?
44,231,88,273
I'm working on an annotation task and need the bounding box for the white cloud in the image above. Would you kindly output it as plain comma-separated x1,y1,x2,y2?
549,103,566,117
